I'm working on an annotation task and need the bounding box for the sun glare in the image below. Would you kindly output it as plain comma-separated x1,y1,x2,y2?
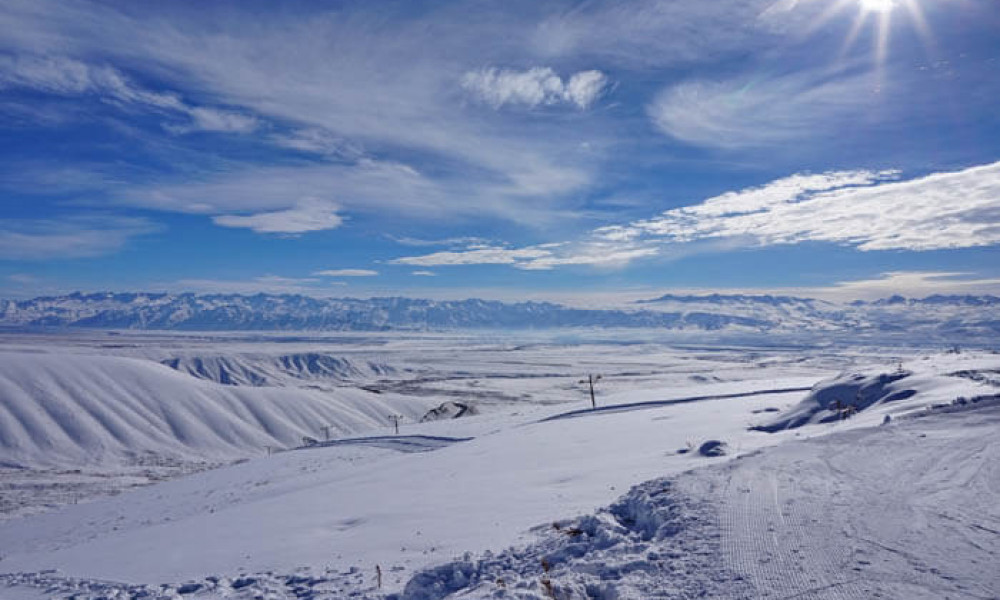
859,0,895,13
802,0,933,66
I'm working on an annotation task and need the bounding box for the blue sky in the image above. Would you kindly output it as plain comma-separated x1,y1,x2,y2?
1,0,999,304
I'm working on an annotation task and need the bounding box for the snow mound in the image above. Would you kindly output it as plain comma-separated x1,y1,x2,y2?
162,352,396,387
0,352,430,468
753,356,1000,432
394,479,746,600
753,370,917,432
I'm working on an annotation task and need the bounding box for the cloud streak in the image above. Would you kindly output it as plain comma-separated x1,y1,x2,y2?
0,54,258,133
0,215,157,260
313,269,378,277
212,199,343,234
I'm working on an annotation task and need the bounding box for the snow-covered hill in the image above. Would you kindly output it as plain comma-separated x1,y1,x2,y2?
0,352,433,468
161,352,398,387
2,291,999,339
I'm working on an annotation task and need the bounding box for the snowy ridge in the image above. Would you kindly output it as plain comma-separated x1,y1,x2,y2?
0,352,432,468
161,352,397,387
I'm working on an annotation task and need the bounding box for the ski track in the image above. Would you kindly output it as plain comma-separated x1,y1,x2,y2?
717,406,1000,600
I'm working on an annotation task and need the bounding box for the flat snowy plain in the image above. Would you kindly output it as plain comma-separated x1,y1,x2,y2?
0,330,997,599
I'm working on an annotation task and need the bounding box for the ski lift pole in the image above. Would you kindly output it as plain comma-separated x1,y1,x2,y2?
388,414,403,435
579,374,602,409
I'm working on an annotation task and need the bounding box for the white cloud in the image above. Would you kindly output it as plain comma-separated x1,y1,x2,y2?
313,269,378,277
391,245,553,267
389,160,1000,272
649,67,880,148
0,54,258,134
171,107,259,134
630,161,1000,251
173,275,322,295
6,273,38,284
212,198,343,234
388,235,490,248
809,271,1000,301
411,270,436,277
391,240,660,271
0,216,157,260
462,67,608,109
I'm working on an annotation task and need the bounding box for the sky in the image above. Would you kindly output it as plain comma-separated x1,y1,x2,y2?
1,0,999,304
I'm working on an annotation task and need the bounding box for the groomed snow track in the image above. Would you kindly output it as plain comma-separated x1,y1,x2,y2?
715,404,1000,599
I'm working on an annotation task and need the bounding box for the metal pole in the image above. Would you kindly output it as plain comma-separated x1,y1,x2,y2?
588,374,596,409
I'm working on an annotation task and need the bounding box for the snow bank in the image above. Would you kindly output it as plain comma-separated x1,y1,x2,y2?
0,352,432,468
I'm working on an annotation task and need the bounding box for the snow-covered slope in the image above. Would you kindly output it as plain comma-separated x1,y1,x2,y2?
1,370,997,599
161,352,397,387
0,352,432,468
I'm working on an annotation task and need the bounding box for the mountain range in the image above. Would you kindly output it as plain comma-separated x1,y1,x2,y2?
1,292,999,340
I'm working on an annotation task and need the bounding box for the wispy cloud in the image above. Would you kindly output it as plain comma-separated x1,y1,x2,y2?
462,67,608,109
388,235,491,248
411,270,436,277
649,67,882,148
212,198,343,234
270,128,363,159
313,269,378,277
0,215,157,260
0,54,258,134
392,245,554,267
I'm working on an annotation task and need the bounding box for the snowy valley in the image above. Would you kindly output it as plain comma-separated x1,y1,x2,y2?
0,320,997,599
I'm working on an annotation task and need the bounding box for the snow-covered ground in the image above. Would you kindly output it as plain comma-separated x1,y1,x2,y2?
0,332,997,599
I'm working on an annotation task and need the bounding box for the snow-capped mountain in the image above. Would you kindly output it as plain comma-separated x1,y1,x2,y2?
1,291,999,339
0,292,772,331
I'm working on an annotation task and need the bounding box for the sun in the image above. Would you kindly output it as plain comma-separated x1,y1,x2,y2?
801,0,933,66
859,0,896,13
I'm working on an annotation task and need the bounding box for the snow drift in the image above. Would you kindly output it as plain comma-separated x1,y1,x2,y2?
0,352,431,468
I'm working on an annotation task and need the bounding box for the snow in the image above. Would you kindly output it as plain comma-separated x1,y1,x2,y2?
0,352,436,468
0,332,997,599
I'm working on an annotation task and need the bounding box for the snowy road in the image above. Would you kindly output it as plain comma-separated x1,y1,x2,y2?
717,406,1000,599
540,386,813,422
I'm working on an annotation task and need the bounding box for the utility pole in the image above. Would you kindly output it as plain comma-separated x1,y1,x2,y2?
579,374,602,409
321,425,334,441
388,414,403,435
